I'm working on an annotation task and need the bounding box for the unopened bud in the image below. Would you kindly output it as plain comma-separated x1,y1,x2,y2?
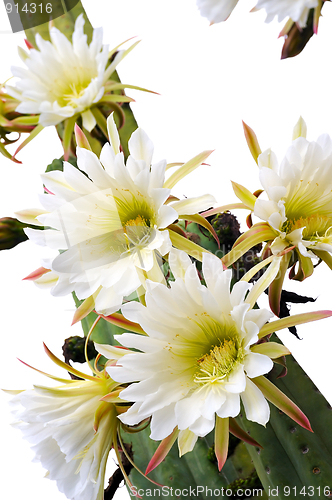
212,212,241,252
62,336,98,364
0,217,28,250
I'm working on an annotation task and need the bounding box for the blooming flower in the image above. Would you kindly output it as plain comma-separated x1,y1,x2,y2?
8,345,124,500
196,0,318,28
223,118,332,312
17,115,215,316
6,14,136,132
255,129,332,258
102,249,321,469
254,0,318,28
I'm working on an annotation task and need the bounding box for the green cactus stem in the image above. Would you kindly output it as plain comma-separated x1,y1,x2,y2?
237,341,332,498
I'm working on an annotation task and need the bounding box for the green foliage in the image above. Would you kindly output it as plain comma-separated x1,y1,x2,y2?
227,471,263,498
178,221,220,256
117,103,138,160
72,293,126,345
45,156,78,173
237,344,332,497
24,1,93,47
229,442,256,480
124,426,230,499
124,426,267,498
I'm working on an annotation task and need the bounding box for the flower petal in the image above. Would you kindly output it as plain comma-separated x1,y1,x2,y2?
241,378,270,426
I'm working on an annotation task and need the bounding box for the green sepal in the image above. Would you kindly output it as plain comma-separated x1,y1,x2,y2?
242,121,262,164
269,251,291,316
72,293,126,345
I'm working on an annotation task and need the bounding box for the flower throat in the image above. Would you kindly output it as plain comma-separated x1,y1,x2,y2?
194,338,244,385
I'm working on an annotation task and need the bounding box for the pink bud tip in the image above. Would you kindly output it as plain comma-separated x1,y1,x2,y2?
24,39,34,50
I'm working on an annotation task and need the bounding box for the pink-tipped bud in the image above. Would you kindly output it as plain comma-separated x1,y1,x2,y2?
24,39,34,50
74,123,92,151
23,267,50,281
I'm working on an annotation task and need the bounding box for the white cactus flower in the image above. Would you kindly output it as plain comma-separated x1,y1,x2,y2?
17,115,215,316
254,121,332,258
106,250,292,443
6,14,133,131
9,347,123,500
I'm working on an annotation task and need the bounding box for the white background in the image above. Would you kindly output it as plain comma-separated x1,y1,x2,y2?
1,1,332,499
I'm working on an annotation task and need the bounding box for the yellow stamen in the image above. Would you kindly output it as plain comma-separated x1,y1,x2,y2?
282,214,332,246
194,338,244,385
124,214,148,227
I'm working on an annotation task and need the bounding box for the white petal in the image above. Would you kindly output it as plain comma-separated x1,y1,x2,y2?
128,128,154,165
202,252,226,293
175,391,204,430
178,429,198,456
244,352,273,378
150,403,177,440
200,386,226,420
117,402,149,426
241,378,270,426
258,148,279,171
168,248,192,280
82,109,96,132
216,393,240,418
76,147,110,186
106,114,120,155
189,415,215,437
223,364,246,393
150,160,167,189
230,281,251,308
170,194,216,216
113,333,162,353
94,287,123,315
196,0,240,23
94,343,130,360
245,308,274,331
157,204,178,228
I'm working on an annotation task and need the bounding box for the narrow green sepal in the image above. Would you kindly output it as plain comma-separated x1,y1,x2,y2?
242,121,262,164
252,376,312,432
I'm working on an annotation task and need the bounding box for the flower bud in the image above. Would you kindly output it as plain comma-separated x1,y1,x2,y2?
0,217,28,250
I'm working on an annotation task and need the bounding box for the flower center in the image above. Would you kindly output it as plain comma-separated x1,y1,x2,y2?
124,214,150,228
63,83,85,104
123,214,155,249
194,338,244,385
281,214,332,246
55,70,97,107
106,193,157,257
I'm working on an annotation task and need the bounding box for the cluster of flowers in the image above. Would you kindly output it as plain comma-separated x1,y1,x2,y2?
3,10,332,500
